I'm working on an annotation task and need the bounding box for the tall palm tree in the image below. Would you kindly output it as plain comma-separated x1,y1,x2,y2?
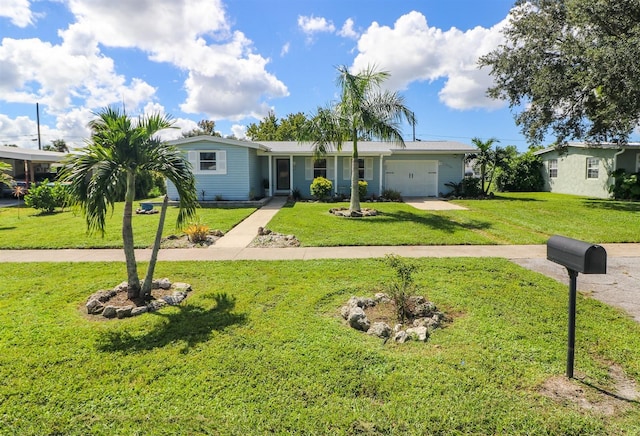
302,65,415,214
60,107,198,300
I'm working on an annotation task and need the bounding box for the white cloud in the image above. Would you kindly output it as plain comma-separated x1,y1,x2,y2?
338,18,359,39
351,11,507,110
231,124,247,139
0,0,34,28
298,15,336,41
280,42,290,57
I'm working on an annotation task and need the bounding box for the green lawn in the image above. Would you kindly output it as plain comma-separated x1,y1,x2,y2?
267,193,640,246
1,259,639,434
0,202,255,248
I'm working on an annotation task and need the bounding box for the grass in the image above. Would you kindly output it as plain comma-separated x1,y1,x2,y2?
0,201,256,249
267,193,640,246
1,258,640,434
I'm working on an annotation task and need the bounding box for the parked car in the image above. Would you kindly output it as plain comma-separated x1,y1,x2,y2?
1,181,29,198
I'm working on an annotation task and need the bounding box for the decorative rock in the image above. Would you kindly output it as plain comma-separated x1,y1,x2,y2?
173,282,192,293
116,306,134,319
114,282,128,293
86,299,104,315
374,292,391,303
406,326,429,342
147,300,167,311
348,307,371,332
131,306,148,316
102,306,117,319
162,292,186,305
212,229,224,237
367,322,391,338
394,330,408,343
155,278,172,290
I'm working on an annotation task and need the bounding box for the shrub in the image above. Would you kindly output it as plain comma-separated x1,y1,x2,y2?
310,177,332,201
609,169,640,200
358,180,368,200
291,188,302,201
461,177,483,198
381,189,402,202
495,151,544,192
24,179,68,213
184,222,210,243
383,254,418,323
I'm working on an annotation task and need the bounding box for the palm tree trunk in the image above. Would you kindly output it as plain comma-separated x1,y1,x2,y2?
349,135,361,213
141,195,168,299
123,171,141,299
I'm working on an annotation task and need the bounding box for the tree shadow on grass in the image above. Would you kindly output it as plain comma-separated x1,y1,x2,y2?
582,199,640,212
378,210,493,234
96,293,247,354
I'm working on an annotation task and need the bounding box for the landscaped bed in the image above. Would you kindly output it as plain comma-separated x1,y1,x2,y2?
1,258,639,434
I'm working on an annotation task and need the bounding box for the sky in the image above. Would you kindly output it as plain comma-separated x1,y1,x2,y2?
0,0,532,151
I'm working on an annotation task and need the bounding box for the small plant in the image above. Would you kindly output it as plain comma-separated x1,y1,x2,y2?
358,180,368,200
383,254,418,323
184,221,210,243
215,194,223,201
201,190,206,201
310,177,332,201
291,188,302,201
381,189,402,202
148,186,163,198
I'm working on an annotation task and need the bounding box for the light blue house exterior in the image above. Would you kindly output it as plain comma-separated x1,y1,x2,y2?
166,136,475,201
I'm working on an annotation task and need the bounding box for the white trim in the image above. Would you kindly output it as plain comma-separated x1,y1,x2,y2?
379,154,384,194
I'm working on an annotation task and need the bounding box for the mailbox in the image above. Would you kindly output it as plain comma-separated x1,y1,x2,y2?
547,235,606,274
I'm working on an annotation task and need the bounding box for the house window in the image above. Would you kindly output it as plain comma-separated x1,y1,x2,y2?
586,158,599,179
314,159,327,178
548,159,558,178
188,150,227,175
305,157,334,180
343,157,373,180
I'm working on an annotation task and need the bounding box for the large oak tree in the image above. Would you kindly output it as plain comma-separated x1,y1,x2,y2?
480,0,640,145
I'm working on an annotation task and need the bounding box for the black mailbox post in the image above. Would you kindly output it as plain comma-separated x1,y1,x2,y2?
546,235,607,378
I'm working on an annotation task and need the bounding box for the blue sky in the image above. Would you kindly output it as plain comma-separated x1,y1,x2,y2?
0,0,530,150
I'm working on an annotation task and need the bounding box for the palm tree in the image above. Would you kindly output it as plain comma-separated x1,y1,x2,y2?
469,137,502,196
60,107,198,300
302,65,415,214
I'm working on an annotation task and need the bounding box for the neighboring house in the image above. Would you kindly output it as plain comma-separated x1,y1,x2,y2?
535,143,640,198
166,136,476,201
0,145,67,185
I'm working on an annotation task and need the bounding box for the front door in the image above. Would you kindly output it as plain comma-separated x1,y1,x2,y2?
276,158,290,191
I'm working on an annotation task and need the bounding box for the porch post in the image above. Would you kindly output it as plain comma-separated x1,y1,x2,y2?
379,154,384,195
289,155,293,195
267,155,273,196
334,155,338,196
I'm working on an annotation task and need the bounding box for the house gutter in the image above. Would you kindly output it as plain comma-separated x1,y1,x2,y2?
612,147,625,171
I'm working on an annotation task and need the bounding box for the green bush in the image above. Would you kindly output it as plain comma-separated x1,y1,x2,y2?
383,254,419,323
495,151,544,192
609,169,640,200
24,179,68,213
381,189,402,202
358,180,368,200
310,177,332,200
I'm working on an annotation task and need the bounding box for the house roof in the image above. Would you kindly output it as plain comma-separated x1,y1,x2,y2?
0,145,66,163
168,135,270,151
534,142,640,156
256,140,475,155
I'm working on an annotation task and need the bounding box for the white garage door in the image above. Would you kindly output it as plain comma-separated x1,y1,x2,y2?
385,160,438,197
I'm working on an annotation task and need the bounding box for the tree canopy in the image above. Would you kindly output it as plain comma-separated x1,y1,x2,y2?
246,111,309,141
182,120,221,138
480,0,640,145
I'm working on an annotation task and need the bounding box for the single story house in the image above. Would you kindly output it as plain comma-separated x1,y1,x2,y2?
0,145,66,185
535,143,640,198
166,136,476,200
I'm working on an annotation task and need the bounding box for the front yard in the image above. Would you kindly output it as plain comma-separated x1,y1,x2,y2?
1,258,639,434
268,193,640,246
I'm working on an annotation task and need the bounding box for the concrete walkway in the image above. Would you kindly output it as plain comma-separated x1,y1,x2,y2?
213,196,288,248
404,197,468,210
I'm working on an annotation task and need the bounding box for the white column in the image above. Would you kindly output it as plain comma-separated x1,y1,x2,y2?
289,155,294,194
267,155,273,196
334,154,338,195
379,154,384,195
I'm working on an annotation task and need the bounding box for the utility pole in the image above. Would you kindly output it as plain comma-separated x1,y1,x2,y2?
36,102,42,150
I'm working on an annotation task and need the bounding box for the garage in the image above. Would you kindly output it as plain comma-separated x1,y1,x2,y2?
384,160,438,197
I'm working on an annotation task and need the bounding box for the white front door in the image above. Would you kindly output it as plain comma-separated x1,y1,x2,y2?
385,160,438,197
